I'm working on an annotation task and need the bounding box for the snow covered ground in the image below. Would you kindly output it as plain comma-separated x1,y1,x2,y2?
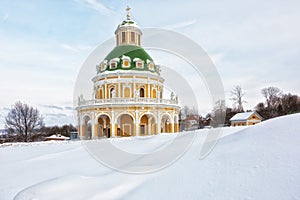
1,114,300,200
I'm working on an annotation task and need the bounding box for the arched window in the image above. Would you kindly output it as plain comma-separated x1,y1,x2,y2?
110,88,115,98
148,62,154,71
130,32,135,43
110,62,117,69
140,88,145,97
121,32,126,43
122,59,130,68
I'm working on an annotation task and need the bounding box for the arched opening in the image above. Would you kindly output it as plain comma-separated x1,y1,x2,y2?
121,32,126,43
97,115,111,138
140,113,156,135
83,115,92,139
110,88,115,98
130,32,135,43
140,115,148,135
118,114,134,137
140,88,145,98
161,114,172,133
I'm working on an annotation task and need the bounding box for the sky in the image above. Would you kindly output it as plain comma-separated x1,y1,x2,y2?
0,0,299,128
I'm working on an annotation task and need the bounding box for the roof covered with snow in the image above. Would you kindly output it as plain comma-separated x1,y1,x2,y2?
45,134,70,140
230,111,262,121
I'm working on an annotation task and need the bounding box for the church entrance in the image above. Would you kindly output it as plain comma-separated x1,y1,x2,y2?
97,114,111,138
118,114,134,136
161,114,172,133
140,113,156,135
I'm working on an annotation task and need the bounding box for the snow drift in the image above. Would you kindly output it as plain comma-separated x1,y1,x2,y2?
0,113,299,199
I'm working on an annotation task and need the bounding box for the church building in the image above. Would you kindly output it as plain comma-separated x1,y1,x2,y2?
76,7,180,139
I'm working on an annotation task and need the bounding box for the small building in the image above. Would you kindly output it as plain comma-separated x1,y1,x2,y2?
70,132,78,140
230,111,263,127
181,115,200,131
45,134,70,141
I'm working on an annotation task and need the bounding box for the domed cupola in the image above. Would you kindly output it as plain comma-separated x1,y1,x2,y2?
96,6,161,75
115,6,142,46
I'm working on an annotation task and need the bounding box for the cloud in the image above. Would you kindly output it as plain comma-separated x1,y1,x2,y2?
43,112,75,126
64,106,74,110
164,19,197,30
46,113,67,117
75,0,113,14
41,105,64,110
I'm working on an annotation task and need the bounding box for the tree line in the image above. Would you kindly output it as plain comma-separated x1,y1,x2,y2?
2,86,299,142
1,101,77,143
179,86,300,129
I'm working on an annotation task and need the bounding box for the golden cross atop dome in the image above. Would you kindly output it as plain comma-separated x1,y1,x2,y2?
126,5,131,20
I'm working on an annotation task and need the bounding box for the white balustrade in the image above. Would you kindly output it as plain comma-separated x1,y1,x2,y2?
78,97,177,106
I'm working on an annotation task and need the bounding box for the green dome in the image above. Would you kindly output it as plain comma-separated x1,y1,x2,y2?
101,45,160,74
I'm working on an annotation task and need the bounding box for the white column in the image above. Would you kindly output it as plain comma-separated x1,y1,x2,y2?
171,123,175,133
91,112,96,139
104,83,107,99
157,111,161,134
79,115,83,139
135,110,139,136
118,80,121,98
147,78,150,99
111,111,115,137
171,111,175,133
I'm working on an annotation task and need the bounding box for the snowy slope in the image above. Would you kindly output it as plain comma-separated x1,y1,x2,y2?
0,114,299,200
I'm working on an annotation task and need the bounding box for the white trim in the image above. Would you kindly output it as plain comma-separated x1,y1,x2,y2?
122,55,131,61
133,58,141,62
82,113,91,124
139,112,157,124
160,112,174,124
95,78,163,87
95,113,111,123
116,112,136,124
110,57,120,62
92,71,164,83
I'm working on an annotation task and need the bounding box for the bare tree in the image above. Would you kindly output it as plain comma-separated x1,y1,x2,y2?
211,99,226,127
5,101,44,142
261,86,282,109
230,85,246,112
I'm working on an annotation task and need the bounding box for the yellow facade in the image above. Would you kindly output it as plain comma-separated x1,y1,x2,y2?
76,8,180,139
230,112,262,127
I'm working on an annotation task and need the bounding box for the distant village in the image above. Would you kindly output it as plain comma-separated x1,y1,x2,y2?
1,85,299,144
